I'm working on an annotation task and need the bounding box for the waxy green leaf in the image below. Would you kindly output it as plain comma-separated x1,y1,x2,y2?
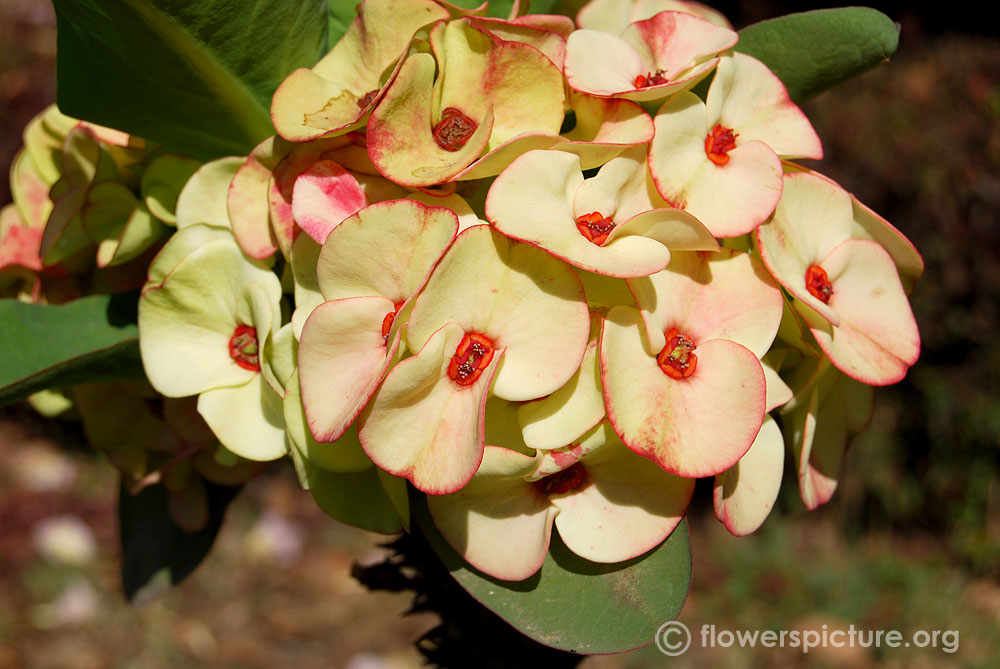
0,293,145,407
307,465,406,534
415,492,692,653
327,0,355,46
119,477,241,603
736,7,900,103
52,0,329,160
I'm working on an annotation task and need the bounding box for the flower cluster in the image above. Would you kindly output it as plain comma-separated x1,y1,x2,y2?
0,104,203,304
0,105,266,527
129,0,922,580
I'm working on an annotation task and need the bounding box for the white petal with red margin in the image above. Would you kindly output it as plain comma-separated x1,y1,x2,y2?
284,369,372,474
408,225,589,402
601,305,765,477
299,296,400,442
316,199,458,302
804,238,920,385
360,322,502,494
139,238,280,397
197,374,287,462
552,435,694,562
713,415,783,535
291,160,368,244
628,249,782,358
518,311,606,450
650,92,782,237
706,53,822,160
427,446,555,581
176,157,242,230
487,149,672,277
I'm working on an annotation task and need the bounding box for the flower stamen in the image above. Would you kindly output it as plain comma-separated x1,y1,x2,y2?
634,69,669,89
704,124,738,166
357,89,379,109
381,300,406,342
447,332,495,386
657,327,697,379
806,264,834,303
575,211,616,246
433,107,477,151
534,462,587,495
229,324,260,372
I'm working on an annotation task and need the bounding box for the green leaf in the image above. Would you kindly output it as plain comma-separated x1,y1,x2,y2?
0,293,145,407
735,7,900,103
327,0,354,46
51,0,329,160
414,492,692,653
306,464,406,534
119,477,241,603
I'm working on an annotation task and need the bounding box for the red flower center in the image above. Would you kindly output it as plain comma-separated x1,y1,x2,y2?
447,332,495,386
704,124,738,166
657,327,697,379
534,462,587,495
575,211,616,246
633,69,669,89
357,89,379,109
381,300,406,342
805,264,834,304
229,324,260,372
433,107,477,151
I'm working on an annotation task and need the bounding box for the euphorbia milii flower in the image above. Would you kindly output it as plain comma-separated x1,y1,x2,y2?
229,134,405,259
427,421,694,580
271,0,450,142
359,224,590,493
712,355,793,536
39,124,173,269
298,199,459,443
23,104,145,187
368,18,565,187
487,147,717,278
138,224,286,461
783,163,924,292
576,0,732,34
269,136,400,254
242,131,430,259
564,11,737,103
779,355,874,510
755,171,920,385
40,125,119,265
648,53,822,237
601,248,782,477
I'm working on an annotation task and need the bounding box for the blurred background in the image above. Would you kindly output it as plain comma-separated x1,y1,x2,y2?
1,0,997,666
